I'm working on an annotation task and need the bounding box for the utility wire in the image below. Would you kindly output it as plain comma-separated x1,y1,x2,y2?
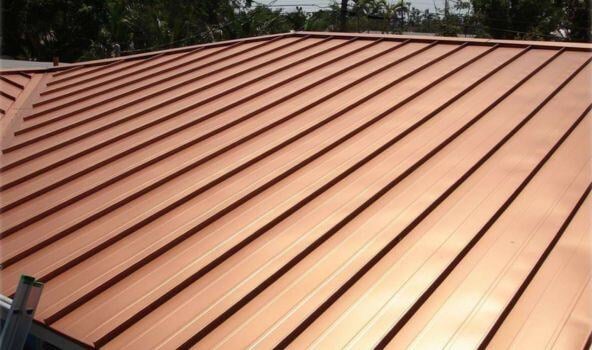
120,32,210,54
119,7,286,55
119,0,578,55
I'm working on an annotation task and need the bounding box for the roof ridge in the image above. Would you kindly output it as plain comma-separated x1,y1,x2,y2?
0,33,295,74
296,31,592,50
2,31,590,75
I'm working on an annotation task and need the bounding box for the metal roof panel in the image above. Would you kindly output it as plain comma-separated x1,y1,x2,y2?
0,32,590,349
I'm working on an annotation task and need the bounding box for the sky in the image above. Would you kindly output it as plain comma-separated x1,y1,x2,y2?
255,0,447,12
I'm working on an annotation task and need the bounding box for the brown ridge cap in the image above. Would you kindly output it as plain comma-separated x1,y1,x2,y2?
296,31,592,50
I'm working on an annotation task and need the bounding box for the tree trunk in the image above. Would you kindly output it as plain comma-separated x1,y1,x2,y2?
340,0,348,31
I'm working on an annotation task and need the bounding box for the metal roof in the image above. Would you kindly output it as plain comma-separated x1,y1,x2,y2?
0,31,591,349
0,72,32,119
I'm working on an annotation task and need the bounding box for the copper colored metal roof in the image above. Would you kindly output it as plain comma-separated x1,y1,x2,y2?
0,31,591,349
0,72,32,118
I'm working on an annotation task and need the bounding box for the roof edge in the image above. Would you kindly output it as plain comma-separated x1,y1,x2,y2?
3,30,590,75
0,32,295,74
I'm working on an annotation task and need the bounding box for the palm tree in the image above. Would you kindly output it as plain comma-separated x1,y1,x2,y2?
352,0,372,32
378,0,408,33
392,0,409,32
340,0,348,31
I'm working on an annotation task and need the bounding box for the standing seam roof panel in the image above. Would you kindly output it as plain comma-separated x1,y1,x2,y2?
0,32,590,350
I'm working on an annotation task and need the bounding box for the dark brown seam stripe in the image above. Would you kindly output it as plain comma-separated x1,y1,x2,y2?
583,329,592,350
1,76,25,89
50,64,87,78
0,91,16,101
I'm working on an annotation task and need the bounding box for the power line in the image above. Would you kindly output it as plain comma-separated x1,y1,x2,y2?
251,1,332,9
119,0,577,55
120,8,286,55
120,20,236,55
463,24,566,40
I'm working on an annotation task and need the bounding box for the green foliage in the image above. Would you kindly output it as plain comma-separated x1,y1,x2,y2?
2,0,109,61
469,0,591,41
232,5,292,37
471,0,562,39
563,0,591,41
305,8,340,31
1,0,590,62
89,0,242,59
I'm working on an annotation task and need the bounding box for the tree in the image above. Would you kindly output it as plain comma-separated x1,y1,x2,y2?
562,0,591,41
285,7,307,31
305,7,340,31
340,0,349,31
2,0,108,61
2,0,589,63
392,1,410,32
470,0,564,40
